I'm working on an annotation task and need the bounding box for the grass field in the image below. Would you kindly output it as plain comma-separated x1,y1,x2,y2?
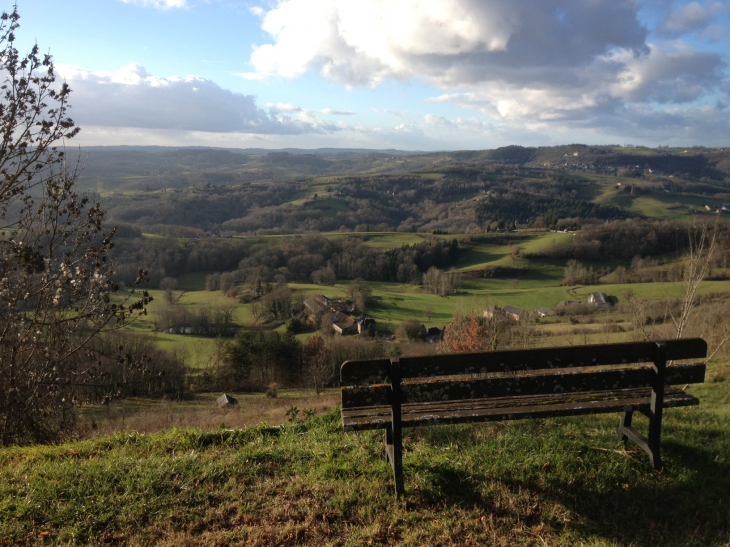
1,377,729,546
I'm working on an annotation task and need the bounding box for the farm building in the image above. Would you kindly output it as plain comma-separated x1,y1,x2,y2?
217,393,239,409
502,305,527,321
588,292,609,305
427,327,442,343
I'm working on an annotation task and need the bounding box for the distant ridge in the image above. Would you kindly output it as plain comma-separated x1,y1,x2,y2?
77,145,430,156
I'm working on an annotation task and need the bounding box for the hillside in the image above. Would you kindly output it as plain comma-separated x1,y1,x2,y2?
1,383,729,546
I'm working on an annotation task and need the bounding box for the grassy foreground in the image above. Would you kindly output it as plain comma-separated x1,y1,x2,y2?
1,383,730,547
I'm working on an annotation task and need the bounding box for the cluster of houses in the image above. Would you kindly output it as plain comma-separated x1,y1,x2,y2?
303,295,377,336
711,203,730,213
484,292,616,321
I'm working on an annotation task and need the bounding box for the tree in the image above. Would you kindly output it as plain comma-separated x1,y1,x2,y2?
422,267,460,297
303,335,332,395
396,318,426,342
509,245,521,267
205,272,220,291
673,222,716,339
312,263,335,286
219,271,236,294
423,305,434,322
442,313,504,353
159,276,178,303
262,285,292,321
0,9,150,445
223,331,302,390
347,278,372,312
671,221,730,362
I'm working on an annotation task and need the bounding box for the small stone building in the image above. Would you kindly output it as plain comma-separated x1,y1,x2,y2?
217,393,239,409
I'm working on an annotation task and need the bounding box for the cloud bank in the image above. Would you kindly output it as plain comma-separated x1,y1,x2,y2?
58,63,342,135
249,0,729,137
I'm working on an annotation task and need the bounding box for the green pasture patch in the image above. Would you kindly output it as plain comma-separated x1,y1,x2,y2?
456,233,573,272
415,172,445,180
176,272,208,291
367,290,457,328
464,282,573,311
286,283,348,298
303,197,350,219
597,189,716,220
518,231,573,254
456,243,510,270
358,233,427,249
152,334,218,371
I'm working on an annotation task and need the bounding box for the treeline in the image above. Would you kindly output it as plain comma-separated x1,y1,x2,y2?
475,192,633,226
194,331,387,392
111,235,460,286
81,333,187,402
533,220,730,262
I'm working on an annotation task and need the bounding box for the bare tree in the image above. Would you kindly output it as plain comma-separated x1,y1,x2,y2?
670,220,730,362
624,290,651,341
0,9,150,445
672,221,717,339
423,305,434,323
347,278,372,312
509,245,521,267
303,335,332,395
159,277,178,303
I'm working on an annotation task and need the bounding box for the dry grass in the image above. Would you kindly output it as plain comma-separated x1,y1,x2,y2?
81,390,340,437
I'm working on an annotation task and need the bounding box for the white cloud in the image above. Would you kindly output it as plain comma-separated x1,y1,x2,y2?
250,0,649,88
246,0,727,139
373,108,408,119
120,0,187,8
267,103,303,115
58,63,342,135
321,108,355,115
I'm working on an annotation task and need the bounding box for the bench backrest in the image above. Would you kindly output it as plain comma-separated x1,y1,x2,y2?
341,338,707,409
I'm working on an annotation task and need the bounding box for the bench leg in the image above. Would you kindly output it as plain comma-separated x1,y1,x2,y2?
386,357,405,497
385,427,392,463
616,343,667,471
384,426,404,496
618,410,633,443
619,410,663,470
646,394,664,471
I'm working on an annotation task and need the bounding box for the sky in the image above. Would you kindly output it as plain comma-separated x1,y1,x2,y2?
9,0,730,150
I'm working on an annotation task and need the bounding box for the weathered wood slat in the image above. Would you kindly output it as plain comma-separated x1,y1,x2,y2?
340,338,707,385
342,387,691,421
341,362,705,408
342,388,699,431
343,387,678,419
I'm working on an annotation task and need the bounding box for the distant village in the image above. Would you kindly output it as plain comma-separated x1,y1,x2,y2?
303,294,442,343
484,292,618,322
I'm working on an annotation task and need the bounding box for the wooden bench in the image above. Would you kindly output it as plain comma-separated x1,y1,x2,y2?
340,338,707,496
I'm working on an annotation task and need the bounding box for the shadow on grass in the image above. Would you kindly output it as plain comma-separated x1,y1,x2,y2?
411,438,730,546
540,441,730,545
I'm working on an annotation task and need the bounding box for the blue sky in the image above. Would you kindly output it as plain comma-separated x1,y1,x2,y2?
11,0,730,150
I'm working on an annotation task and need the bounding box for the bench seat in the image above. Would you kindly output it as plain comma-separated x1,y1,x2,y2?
342,386,699,431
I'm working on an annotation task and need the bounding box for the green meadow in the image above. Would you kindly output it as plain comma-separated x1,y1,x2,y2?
117,230,730,370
